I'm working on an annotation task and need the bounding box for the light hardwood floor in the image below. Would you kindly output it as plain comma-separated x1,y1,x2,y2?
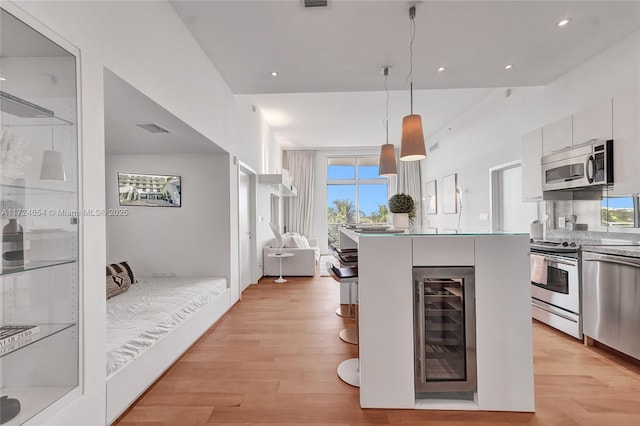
116,275,640,426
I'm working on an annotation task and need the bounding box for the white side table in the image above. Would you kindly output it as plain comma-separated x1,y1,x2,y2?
267,252,295,283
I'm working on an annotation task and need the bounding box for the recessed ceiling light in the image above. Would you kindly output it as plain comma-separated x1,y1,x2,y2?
0,77,6,81
504,64,513,70
557,18,571,27
271,71,278,77
437,66,446,72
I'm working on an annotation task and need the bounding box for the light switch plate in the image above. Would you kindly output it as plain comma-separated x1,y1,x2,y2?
558,217,566,228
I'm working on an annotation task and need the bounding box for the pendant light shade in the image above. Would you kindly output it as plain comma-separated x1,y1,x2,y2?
400,6,426,162
400,114,426,161
40,150,66,181
378,66,397,177
379,143,397,176
40,128,66,182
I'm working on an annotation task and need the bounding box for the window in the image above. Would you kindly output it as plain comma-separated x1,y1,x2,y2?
601,196,639,227
327,156,389,247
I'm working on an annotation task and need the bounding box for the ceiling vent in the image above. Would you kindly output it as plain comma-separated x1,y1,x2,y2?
136,123,170,134
303,0,328,8
429,142,440,152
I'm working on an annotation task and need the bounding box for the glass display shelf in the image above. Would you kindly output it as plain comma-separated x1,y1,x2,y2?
0,259,77,277
0,386,77,426
0,183,76,195
23,229,75,241
0,91,74,127
0,323,75,359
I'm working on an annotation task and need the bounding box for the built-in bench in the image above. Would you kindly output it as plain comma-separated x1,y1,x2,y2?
105,276,230,424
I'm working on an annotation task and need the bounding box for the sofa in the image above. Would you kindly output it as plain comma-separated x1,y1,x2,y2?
263,232,319,277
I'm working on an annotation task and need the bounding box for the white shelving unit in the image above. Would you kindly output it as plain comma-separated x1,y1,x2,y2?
1,7,79,425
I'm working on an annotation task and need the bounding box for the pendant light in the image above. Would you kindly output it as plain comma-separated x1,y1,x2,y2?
400,6,426,162
379,66,397,176
40,128,66,181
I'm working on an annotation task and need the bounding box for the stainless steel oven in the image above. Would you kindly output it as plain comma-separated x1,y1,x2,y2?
530,243,581,339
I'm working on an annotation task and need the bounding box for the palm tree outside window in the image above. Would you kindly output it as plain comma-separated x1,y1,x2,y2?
326,156,390,248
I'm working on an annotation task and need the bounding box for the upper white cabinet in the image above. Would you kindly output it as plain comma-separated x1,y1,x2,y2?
610,88,640,196
573,98,613,145
542,116,572,156
521,128,543,201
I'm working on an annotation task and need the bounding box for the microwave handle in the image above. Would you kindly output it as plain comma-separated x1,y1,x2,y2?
586,155,595,183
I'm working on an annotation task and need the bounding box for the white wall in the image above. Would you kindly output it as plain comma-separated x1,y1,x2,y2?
105,154,230,278
6,1,283,424
234,97,284,276
423,30,640,233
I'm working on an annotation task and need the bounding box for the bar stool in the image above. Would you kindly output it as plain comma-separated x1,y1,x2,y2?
327,261,358,340
327,263,360,387
331,247,358,318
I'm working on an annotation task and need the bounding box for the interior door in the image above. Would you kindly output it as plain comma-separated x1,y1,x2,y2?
491,163,537,232
239,169,253,292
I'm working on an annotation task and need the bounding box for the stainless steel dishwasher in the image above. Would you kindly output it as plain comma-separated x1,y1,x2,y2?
582,251,640,360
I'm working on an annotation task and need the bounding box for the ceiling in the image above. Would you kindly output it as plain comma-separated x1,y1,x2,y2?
170,0,640,150
172,0,640,94
104,70,226,155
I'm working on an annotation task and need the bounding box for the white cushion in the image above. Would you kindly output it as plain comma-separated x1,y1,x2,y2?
283,236,301,248
298,235,311,249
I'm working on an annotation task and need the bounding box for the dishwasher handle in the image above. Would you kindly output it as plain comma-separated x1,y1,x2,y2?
583,252,640,269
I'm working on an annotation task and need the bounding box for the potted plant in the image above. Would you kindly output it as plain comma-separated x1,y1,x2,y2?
388,193,415,229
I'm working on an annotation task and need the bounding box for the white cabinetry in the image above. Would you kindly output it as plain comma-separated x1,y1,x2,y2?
412,236,474,265
573,98,613,145
542,116,572,156
358,234,534,411
521,128,543,201
1,8,80,425
258,169,297,197
610,89,640,196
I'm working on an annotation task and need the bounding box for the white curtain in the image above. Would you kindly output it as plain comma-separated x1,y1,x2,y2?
397,160,422,229
283,151,315,236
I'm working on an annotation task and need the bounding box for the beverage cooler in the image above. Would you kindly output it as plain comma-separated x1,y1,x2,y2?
413,267,477,394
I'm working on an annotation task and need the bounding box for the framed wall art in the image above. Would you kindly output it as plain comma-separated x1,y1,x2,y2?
426,180,437,214
442,173,458,214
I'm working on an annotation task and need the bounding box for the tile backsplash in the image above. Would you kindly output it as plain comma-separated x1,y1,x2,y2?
544,196,640,244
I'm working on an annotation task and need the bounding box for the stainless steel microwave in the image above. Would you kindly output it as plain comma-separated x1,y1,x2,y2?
541,139,613,192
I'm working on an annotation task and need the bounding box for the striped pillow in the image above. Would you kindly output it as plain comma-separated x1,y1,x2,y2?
106,261,135,284
106,271,131,299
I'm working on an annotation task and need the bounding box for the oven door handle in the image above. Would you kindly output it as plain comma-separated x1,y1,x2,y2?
531,301,578,323
538,254,577,266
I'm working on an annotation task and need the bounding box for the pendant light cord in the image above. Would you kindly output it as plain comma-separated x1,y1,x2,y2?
407,6,416,115
383,67,389,144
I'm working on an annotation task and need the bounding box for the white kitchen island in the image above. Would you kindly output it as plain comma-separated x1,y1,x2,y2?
341,228,534,412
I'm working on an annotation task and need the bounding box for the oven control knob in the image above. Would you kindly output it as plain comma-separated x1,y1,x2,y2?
562,242,569,247
570,242,577,247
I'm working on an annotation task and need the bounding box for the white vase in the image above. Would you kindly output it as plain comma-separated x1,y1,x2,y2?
392,213,409,229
